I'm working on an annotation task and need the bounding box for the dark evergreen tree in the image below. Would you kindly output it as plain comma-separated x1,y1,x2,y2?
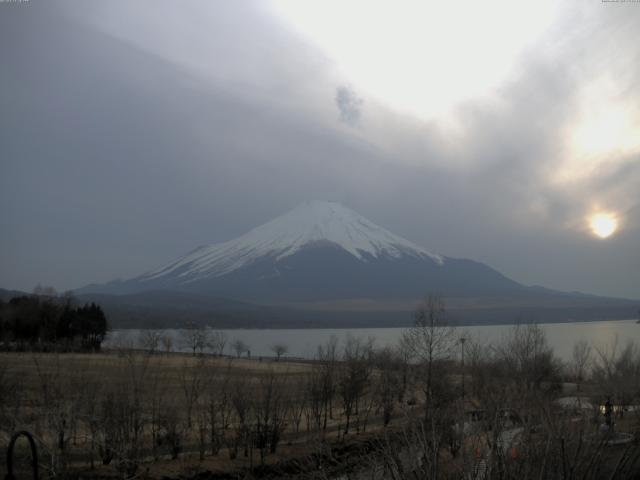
0,295,108,351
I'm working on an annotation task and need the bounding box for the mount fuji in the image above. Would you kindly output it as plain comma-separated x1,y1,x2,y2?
77,201,637,327
80,201,525,301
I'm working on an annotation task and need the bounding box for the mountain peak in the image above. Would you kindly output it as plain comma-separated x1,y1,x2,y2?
292,200,355,214
140,201,442,283
286,200,368,223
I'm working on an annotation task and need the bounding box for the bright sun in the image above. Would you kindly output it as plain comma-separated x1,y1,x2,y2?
589,213,618,239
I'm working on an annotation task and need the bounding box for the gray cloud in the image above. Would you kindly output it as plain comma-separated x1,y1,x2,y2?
1,0,639,299
335,86,363,125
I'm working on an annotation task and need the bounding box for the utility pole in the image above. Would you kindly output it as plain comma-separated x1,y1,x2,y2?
459,336,467,475
460,337,466,403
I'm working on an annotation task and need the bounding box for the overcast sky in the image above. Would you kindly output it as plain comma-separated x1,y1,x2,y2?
1,0,639,299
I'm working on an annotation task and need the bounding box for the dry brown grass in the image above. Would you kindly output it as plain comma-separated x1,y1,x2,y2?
1,350,312,380
0,351,386,479
1,351,313,408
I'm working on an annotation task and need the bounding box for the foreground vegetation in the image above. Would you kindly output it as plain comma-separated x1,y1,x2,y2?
1,296,639,479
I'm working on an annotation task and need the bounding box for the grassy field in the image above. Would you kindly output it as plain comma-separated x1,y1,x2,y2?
0,350,407,479
2,339,639,479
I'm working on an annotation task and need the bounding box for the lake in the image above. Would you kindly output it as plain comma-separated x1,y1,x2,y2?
105,319,640,362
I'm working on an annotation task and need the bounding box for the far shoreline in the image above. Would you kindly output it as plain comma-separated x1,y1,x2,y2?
110,317,638,330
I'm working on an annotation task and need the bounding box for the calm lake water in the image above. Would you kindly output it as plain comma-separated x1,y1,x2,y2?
105,319,640,362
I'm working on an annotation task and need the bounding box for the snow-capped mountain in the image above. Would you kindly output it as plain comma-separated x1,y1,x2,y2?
80,201,524,301
142,201,443,283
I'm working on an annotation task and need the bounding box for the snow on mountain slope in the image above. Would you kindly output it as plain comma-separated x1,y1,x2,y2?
139,201,443,284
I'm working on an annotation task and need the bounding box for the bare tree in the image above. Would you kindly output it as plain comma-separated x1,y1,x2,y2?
161,334,173,354
205,364,233,456
402,294,456,419
157,404,183,460
0,357,23,436
82,377,104,469
231,339,248,358
571,339,592,391
317,336,339,430
229,374,250,459
210,330,227,356
147,360,168,461
497,322,559,393
271,343,288,361
593,338,640,415
33,354,77,477
338,336,373,435
138,330,161,354
179,357,208,428
91,352,149,476
288,375,308,437
305,367,325,434
180,323,210,356
251,369,289,464
395,335,414,403
373,347,400,426
195,396,209,461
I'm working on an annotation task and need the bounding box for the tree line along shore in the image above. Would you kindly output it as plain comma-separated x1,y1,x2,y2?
0,291,108,352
